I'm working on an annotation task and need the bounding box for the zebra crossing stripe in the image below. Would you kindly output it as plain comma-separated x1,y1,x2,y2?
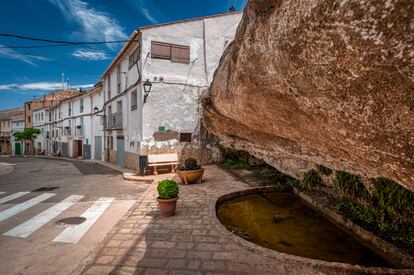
4,195,84,238
0,193,55,222
0,192,30,204
0,192,5,195
53,197,114,244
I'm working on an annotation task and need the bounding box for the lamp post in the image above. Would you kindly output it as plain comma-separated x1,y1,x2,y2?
143,79,152,103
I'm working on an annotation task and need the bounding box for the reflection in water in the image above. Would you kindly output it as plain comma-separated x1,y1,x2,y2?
217,192,395,268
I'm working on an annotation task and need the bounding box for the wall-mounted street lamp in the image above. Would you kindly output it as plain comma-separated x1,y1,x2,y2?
143,79,152,103
93,106,105,117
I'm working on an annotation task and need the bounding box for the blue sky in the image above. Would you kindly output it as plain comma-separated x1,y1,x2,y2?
0,0,247,110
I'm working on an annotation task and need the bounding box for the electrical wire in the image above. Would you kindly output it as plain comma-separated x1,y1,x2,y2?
0,33,138,48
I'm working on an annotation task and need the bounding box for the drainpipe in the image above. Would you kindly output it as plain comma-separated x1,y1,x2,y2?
202,19,208,83
103,79,107,162
90,92,93,159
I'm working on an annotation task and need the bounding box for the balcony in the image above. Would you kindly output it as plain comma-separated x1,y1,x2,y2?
105,112,122,129
75,126,84,136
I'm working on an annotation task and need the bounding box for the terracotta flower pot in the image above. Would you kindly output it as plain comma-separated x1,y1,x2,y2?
176,168,204,184
157,197,178,217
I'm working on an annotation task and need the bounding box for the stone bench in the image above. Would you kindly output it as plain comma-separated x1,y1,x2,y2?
147,153,179,175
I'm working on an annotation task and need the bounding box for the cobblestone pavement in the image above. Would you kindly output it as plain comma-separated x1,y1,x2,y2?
81,166,336,275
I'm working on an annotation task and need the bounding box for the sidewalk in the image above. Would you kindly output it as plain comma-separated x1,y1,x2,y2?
81,165,302,275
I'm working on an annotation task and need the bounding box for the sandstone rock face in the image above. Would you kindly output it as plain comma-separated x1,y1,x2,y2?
204,0,414,191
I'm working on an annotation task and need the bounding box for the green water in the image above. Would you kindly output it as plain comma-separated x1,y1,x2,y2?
217,192,395,268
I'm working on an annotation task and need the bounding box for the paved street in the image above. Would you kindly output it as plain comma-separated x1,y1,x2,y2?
0,157,147,274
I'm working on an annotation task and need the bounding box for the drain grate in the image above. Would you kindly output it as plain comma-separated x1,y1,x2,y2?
32,187,60,192
55,217,86,226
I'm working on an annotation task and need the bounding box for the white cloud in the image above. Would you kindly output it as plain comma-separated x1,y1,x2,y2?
0,84,18,90
72,84,94,89
137,0,158,24
0,82,94,91
0,45,48,66
49,0,127,49
72,49,109,60
19,82,67,90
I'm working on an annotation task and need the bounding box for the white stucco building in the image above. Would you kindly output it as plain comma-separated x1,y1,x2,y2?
33,107,48,153
101,12,242,171
48,84,104,159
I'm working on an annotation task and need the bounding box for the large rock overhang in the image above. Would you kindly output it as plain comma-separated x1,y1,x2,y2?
204,0,414,191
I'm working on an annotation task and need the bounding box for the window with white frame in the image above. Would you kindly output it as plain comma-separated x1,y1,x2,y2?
80,98,84,113
131,89,137,111
117,64,121,94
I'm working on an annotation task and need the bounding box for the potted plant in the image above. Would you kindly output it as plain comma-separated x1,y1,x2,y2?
177,158,204,184
157,179,179,217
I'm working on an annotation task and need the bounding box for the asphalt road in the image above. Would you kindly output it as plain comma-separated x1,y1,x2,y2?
0,156,146,274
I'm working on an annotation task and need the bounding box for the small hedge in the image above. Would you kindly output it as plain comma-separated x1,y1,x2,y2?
335,171,370,199
303,169,323,187
157,179,179,199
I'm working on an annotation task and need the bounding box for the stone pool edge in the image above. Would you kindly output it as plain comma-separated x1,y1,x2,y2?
209,186,414,274
293,188,414,269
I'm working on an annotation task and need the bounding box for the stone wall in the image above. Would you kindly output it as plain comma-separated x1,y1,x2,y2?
125,151,139,171
106,149,116,164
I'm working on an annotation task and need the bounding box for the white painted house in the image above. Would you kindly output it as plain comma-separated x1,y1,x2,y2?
48,84,104,159
33,106,48,153
101,12,242,170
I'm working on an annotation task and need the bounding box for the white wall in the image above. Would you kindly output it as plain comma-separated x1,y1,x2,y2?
139,13,241,149
100,13,242,158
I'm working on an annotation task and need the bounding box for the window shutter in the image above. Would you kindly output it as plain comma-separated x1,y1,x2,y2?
171,44,190,64
151,42,171,59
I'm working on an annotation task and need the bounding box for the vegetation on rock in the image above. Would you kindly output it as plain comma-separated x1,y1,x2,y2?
333,199,414,253
222,159,250,169
371,178,414,216
303,169,323,187
219,146,251,169
316,164,332,175
335,171,370,199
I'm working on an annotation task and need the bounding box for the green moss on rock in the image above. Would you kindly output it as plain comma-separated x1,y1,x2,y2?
303,169,323,187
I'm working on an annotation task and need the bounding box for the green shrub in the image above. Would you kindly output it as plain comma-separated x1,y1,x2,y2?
303,169,323,187
371,177,414,214
260,167,301,188
222,159,250,169
218,145,250,163
332,199,414,252
335,171,370,199
184,158,200,170
316,164,332,176
260,168,279,178
157,179,179,199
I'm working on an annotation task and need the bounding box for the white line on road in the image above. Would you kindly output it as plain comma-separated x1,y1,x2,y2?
4,195,84,238
0,192,30,205
0,193,55,222
53,197,114,244
0,192,5,195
